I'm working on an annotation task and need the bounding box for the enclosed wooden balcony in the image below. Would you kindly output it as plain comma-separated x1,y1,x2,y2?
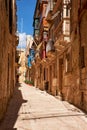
45,0,53,21
52,0,62,15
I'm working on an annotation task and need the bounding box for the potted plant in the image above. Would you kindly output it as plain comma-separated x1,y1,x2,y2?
24,80,34,86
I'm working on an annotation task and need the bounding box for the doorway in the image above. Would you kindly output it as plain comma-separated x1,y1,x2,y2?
59,58,63,96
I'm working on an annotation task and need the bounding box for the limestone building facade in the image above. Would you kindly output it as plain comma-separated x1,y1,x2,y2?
28,0,87,112
0,0,18,120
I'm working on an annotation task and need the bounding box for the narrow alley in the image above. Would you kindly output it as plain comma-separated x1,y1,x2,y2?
0,83,87,130
1,0,87,129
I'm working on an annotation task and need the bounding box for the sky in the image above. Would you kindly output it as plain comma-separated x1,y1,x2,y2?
16,0,36,48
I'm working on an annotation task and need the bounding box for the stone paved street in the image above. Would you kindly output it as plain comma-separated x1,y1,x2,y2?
0,83,87,130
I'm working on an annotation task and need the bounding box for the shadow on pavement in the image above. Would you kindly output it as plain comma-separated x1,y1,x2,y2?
0,83,27,130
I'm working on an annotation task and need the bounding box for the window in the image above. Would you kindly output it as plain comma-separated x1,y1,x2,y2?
40,65,42,73
35,19,39,29
64,20,70,35
65,0,71,17
65,52,72,73
9,0,13,34
44,68,46,80
66,4,70,17
5,0,8,11
53,63,57,78
66,5,69,16
80,46,85,68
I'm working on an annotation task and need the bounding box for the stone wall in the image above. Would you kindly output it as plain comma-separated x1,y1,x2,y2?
61,3,87,112
79,9,87,111
33,0,87,112
0,0,17,120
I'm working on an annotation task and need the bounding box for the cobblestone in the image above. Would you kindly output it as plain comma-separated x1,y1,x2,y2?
0,83,87,130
